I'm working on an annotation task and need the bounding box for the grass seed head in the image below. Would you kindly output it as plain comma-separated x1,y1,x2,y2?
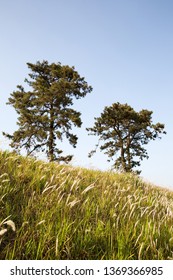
0,228,8,236
4,220,16,231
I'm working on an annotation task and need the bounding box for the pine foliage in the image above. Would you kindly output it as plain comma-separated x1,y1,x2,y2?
87,102,166,173
3,61,92,162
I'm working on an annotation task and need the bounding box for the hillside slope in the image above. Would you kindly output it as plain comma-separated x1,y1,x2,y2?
0,150,173,260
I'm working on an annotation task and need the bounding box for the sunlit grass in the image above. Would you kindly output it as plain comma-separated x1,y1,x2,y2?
0,150,173,259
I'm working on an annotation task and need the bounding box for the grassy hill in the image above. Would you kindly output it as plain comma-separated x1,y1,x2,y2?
0,150,173,260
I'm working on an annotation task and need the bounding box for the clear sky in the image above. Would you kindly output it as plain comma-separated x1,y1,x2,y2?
0,0,173,188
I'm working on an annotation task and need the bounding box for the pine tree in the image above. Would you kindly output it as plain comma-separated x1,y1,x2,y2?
87,102,166,173
4,60,92,162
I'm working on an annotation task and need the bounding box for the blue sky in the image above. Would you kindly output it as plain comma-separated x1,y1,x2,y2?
0,0,173,188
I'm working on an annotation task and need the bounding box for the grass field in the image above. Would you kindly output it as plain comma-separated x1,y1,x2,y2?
0,150,173,260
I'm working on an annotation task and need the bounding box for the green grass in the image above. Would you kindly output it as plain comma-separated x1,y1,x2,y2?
0,150,173,259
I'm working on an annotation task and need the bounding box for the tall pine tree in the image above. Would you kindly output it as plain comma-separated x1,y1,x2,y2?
4,60,92,162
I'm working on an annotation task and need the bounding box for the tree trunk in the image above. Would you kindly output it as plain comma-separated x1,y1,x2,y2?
48,105,55,162
126,135,131,172
120,145,126,172
48,127,54,161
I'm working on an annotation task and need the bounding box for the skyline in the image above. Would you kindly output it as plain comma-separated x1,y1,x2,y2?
1,0,173,188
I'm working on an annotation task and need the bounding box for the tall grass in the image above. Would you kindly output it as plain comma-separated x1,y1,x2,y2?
0,150,173,259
